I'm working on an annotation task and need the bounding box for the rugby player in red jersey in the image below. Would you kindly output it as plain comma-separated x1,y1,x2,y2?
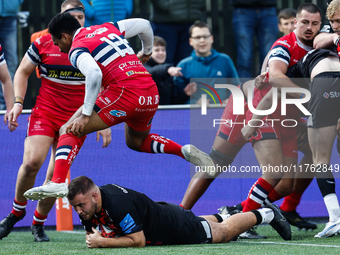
23,13,214,201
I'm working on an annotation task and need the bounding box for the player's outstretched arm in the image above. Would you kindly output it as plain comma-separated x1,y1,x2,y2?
86,228,146,248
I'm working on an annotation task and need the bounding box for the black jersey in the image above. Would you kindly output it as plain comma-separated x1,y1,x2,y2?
319,23,337,52
79,183,210,245
286,49,337,89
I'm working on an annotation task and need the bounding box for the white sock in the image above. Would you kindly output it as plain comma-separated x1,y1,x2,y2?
257,208,274,224
324,193,340,222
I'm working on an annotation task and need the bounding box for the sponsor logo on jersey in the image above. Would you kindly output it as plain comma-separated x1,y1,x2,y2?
32,121,43,131
323,92,329,98
85,27,108,38
47,53,61,57
320,25,331,33
138,95,159,106
119,61,143,71
126,70,149,76
277,40,291,48
271,47,290,58
47,69,85,79
109,110,127,117
327,91,340,98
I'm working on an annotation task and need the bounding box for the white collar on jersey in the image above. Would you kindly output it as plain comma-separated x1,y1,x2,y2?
293,30,313,52
73,27,83,41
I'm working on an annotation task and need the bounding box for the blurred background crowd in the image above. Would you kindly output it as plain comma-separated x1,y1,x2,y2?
0,0,330,109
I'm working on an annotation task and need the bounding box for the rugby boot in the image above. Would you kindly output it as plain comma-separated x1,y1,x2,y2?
280,209,317,230
181,144,216,177
265,203,292,240
31,224,50,242
24,181,68,200
314,219,340,238
239,227,267,239
0,210,26,239
218,205,237,215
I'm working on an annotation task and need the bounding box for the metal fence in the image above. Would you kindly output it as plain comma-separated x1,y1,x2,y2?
18,0,329,108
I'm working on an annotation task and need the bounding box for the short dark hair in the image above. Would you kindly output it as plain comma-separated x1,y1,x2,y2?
48,12,81,40
189,21,212,37
278,8,297,23
296,3,322,18
154,36,167,47
67,176,95,201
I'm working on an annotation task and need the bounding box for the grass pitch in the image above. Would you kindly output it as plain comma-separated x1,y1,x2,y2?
1,223,340,255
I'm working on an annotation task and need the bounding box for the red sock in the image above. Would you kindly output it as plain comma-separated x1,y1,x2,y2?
140,133,184,158
240,200,247,210
11,199,27,217
51,133,86,183
279,191,302,212
242,178,274,212
237,180,260,211
267,189,283,203
32,210,47,225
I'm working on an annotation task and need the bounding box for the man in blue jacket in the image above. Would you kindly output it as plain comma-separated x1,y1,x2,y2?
174,21,240,105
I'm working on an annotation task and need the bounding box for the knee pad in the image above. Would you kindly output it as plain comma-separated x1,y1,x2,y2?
209,147,234,166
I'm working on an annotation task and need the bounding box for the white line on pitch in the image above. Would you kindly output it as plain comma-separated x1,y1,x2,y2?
244,241,340,248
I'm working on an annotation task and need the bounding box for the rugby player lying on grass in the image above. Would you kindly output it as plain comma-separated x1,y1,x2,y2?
67,176,291,248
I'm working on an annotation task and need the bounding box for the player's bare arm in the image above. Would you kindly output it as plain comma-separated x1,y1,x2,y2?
313,32,339,49
268,60,300,89
0,63,15,131
9,56,36,127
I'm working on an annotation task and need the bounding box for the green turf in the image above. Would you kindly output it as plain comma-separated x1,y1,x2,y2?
1,224,340,255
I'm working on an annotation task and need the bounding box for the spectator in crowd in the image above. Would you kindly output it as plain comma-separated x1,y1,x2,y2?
278,8,297,36
0,0,25,109
173,21,240,105
150,0,205,66
144,36,183,105
232,0,278,81
80,0,133,27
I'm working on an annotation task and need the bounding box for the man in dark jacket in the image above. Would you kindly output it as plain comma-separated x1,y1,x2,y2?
150,0,206,66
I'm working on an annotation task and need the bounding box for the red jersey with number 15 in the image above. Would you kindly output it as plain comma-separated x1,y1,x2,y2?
69,22,155,89
250,31,313,120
